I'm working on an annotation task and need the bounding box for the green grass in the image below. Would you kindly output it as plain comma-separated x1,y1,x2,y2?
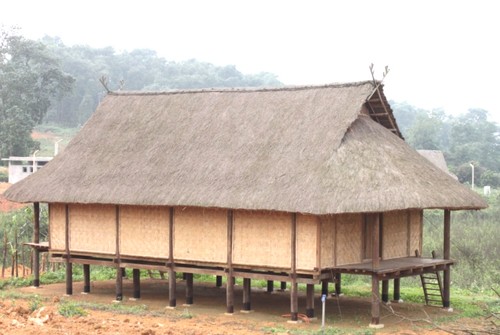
58,300,88,317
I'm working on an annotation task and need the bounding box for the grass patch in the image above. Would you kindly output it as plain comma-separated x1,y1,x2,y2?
58,300,88,317
262,326,375,335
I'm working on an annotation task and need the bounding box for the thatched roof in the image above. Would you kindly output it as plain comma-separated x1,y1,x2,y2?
5,81,486,214
417,150,458,180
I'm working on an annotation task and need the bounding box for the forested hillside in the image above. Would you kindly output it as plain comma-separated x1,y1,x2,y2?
41,36,282,127
0,29,281,158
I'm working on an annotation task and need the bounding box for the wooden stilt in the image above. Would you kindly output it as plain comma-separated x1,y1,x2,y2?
65,205,72,295
371,275,381,325
243,278,251,311
65,262,73,295
115,267,123,301
169,268,176,307
121,268,127,278
226,275,234,314
266,280,274,293
369,213,383,327
226,210,234,314
83,264,90,293
133,268,140,299
335,273,342,295
280,281,287,291
321,280,329,295
443,209,451,308
290,213,298,322
115,206,122,301
382,280,389,303
306,284,315,318
216,275,222,287
168,207,176,307
33,202,40,287
393,278,401,301
185,273,193,305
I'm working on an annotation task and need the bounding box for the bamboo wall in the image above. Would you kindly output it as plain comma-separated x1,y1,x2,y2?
174,207,227,264
47,203,423,272
382,211,408,259
409,209,423,255
319,216,335,268
69,204,115,254
296,214,318,270
120,206,169,258
233,210,291,269
49,203,65,251
335,213,363,266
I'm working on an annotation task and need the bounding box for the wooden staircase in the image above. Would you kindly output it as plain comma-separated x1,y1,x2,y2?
418,251,444,307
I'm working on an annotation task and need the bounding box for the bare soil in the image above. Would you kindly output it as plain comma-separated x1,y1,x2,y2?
0,277,490,334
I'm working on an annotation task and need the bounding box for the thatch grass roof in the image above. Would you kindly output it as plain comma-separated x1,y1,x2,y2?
418,150,458,180
5,81,486,214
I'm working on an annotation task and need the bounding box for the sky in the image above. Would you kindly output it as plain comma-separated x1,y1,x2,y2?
1,0,499,123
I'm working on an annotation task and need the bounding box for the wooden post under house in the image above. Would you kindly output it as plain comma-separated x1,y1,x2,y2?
226,210,234,314
370,213,381,326
83,264,90,293
168,207,176,308
443,209,451,308
33,202,40,287
289,213,298,322
133,268,140,299
64,204,73,295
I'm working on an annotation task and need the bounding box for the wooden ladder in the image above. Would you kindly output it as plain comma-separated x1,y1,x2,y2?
418,251,444,307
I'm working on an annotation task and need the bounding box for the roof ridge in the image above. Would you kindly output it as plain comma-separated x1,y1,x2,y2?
109,80,375,96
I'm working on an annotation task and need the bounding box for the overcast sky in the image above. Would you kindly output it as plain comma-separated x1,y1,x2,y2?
1,0,499,123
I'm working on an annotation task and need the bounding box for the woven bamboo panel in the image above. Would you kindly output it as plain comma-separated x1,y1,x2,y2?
233,210,291,268
120,205,169,258
69,204,115,254
382,211,408,259
174,207,227,263
49,203,66,251
319,215,335,268
409,209,422,255
296,214,318,271
335,213,362,266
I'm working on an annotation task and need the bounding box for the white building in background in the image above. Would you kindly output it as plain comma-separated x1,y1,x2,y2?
1,156,53,184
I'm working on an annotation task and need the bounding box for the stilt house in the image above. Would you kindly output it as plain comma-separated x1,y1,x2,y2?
5,81,487,326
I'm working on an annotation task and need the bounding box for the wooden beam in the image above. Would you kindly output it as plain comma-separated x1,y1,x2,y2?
216,275,222,287
226,209,234,314
83,264,90,293
443,209,451,308
290,213,298,321
65,204,72,295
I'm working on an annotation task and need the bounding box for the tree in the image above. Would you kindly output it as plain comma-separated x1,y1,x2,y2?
448,109,500,172
0,29,73,157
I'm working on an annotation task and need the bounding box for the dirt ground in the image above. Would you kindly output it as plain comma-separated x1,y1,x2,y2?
0,276,492,335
